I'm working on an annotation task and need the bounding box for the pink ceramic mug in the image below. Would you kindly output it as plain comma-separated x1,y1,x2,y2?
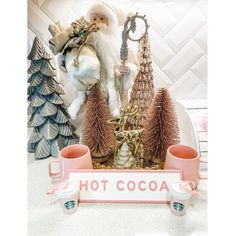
164,144,207,187
48,144,93,180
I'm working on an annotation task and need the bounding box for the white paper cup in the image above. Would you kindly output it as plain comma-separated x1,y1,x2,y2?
55,182,79,215
169,181,192,216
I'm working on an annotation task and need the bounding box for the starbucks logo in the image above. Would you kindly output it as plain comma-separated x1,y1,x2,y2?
173,202,184,212
64,200,75,210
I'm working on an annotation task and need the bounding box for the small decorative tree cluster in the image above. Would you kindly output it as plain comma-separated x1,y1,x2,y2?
27,37,79,159
126,33,155,129
82,83,114,163
143,88,180,166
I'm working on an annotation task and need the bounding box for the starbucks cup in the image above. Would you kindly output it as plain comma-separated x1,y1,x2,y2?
56,181,79,215
169,181,192,216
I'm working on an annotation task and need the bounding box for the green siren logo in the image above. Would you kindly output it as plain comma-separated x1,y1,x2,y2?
64,200,75,210
173,202,184,212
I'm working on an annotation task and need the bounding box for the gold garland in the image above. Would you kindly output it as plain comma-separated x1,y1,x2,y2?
108,105,144,168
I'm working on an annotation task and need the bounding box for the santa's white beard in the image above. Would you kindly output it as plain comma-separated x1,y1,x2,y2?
87,27,121,69
86,26,122,116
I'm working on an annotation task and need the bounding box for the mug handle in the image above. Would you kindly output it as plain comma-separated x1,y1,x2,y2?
199,158,208,180
48,160,60,179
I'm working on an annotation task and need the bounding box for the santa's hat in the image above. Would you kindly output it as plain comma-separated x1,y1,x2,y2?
86,1,126,28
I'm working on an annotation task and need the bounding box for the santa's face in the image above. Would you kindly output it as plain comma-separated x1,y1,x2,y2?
91,14,109,32
86,12,120,66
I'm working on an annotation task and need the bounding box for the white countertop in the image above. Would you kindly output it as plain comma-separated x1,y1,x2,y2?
28,155,207,236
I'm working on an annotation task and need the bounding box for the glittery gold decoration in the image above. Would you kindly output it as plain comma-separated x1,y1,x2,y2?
126,33,155,130
108,105,144,168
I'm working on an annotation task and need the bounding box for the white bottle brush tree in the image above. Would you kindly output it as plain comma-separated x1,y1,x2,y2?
27,37,79,159
113,142,135,169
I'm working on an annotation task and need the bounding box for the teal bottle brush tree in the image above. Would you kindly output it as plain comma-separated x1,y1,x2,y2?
27,37,79,159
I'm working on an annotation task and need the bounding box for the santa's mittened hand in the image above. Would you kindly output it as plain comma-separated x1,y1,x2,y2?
57,54,67,73
60,64,67,73
119,65,130,75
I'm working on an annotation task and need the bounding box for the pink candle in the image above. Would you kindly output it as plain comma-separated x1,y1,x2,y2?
169,181,192,216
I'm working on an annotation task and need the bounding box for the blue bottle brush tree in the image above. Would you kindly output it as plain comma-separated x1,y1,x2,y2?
27,37,79,159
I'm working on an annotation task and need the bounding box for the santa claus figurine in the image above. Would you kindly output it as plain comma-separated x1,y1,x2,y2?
62,1,139,120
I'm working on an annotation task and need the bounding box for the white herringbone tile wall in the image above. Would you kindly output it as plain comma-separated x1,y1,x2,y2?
27,0,207,99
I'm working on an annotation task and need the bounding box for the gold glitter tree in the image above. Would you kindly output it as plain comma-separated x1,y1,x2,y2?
126,33,155,129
